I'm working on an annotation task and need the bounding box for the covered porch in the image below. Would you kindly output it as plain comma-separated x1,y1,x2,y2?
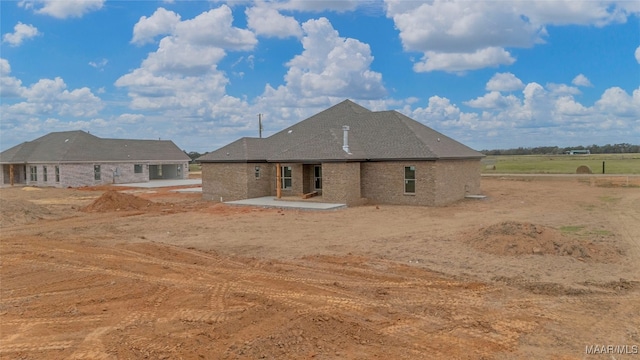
1,164,26,186
274,161,364,206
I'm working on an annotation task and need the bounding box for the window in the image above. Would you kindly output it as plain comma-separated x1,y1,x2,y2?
55,166,60,182
134,164,143,173
43,166,48,182
404,166,415,194
30,166,37,182
281,166,292,189
255,166,261,179
314,165,322,190
94,165,101,181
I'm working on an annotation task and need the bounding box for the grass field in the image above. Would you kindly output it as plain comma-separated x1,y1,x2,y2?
481,153,640,174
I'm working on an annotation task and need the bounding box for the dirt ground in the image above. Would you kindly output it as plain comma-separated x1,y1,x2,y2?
1,176,639,359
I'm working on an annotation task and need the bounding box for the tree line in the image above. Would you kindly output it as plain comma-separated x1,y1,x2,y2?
481,143,640,155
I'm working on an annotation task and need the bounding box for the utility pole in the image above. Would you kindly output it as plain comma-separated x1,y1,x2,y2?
258,113,263,138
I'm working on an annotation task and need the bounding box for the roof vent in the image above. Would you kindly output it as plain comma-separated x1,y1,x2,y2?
342,125,350,154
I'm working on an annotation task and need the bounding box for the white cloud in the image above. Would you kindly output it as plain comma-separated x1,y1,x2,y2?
246,4,302,38
384,0,638,73
515,1,631,27
130,5,256,50
270,0,367,12
572,74,593,87
20,0,105,19
555,96,589,116
131,7,181,45
258,17,386,110
465,91,520,109
387,1,544,53
140,36,227,76
1,62,104,143
116,113,145,124
15,77,104,117
418,82,640,150
635,46,640,64
414,47,515,73
88,58,108,71
486,72,525,92
0,58,24,97
117,5,258,131
595,87,640,117
175,6,257,50
547,83,581,96
2,22,40,47
414,96,461,121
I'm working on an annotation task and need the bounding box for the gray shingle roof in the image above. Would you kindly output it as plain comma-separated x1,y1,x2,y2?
196,137,271,162
0,130,190,163
198,100,483,163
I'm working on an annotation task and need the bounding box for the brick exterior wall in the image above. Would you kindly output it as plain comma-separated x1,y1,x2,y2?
249,164,273,199
201,159,480,206
433,159,482,206
361,159,480,206
3,161,188,188
202,162,273,202
322,162,365,205
202,163,248,201
361,161,437,206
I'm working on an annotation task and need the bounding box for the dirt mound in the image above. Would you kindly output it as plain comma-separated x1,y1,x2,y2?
82,190,154,212
0,197,52,226
466,221,620,262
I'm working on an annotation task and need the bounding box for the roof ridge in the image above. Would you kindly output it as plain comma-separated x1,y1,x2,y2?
59,130,89,161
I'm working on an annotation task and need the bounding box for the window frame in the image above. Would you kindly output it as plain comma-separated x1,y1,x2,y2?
280,166,292,189
55,166,60,183
404,166,416,194
254,166,261,179
29,166,38,182
314,165,322,190
43,166,48,182
134,164,143,174
94,165,101,181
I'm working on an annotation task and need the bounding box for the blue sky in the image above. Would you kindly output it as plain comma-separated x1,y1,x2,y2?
1,0,639,153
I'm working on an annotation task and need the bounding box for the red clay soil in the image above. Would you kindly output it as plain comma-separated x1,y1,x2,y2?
82,190,154,212
1,177,639,359
466,221,622,262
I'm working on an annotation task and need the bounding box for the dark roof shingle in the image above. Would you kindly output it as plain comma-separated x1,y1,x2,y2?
198,100,483,163
0,130,190,163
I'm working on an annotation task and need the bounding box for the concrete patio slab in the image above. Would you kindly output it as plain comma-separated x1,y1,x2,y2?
225,196,346,210
172,187,202,193
113,179,202,188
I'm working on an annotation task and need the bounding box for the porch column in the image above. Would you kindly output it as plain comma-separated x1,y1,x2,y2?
276,163,281,199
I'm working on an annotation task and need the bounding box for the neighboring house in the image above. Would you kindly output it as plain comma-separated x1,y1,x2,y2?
198,100,484,206
0,130,190,188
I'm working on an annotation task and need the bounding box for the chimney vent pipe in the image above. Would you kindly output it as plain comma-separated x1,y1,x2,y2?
342,125,350,153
